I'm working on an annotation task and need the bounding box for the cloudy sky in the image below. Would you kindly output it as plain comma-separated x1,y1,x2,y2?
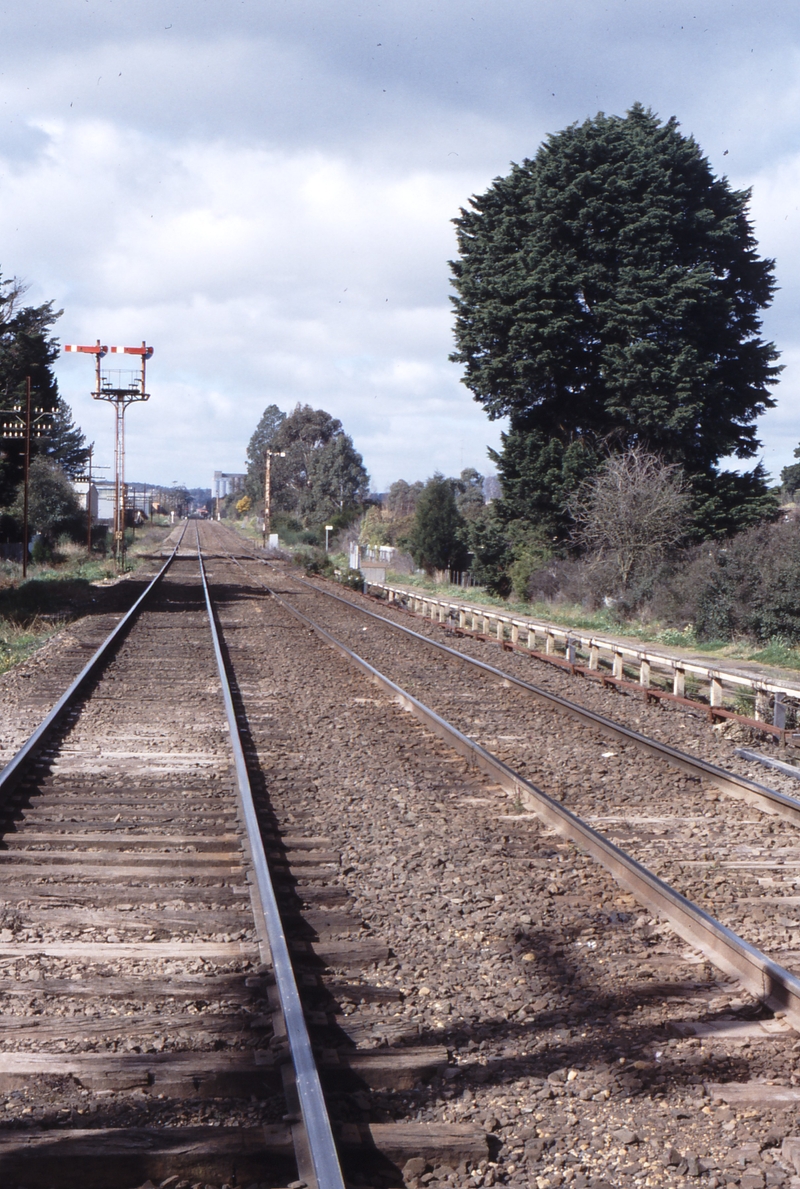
1,1,799,492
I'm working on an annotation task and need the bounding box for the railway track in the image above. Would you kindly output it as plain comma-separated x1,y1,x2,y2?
203,522,800,975
7,517,800,1186
198,519,800,1186
0,523,492,1189
0,525,295,1187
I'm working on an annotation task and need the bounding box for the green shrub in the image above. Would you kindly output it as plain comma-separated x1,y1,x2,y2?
31,538,51,565
338,567,364,590
650,514,800,644
300,549,335,577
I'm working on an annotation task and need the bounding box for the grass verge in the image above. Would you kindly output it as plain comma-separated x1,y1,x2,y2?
0,522,175,676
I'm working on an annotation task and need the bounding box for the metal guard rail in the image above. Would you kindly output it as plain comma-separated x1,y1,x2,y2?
197,543,345,1189
0,520,189,797
262,579,800,1029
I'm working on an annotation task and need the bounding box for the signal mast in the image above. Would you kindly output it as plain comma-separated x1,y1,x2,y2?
63,341,153,565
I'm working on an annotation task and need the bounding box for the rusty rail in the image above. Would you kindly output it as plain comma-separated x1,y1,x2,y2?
198,531,345,1189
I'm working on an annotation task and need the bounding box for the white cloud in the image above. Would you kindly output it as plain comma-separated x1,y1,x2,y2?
0,117,500,488
1,0,800,491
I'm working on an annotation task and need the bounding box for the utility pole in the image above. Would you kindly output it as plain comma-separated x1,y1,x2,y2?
85,445,94,554
262,449,286,547
0,377,51,579
22,378,31,579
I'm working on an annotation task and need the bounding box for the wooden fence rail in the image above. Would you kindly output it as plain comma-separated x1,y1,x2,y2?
367,582,800,734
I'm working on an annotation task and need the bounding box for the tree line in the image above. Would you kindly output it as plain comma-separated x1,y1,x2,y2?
359,469,485,574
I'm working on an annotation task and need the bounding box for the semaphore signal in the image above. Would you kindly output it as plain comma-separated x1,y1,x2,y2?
63,340,153,566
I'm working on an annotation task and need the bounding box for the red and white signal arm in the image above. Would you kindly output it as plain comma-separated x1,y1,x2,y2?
109,345,154,358
64,344,108,356
64,343,153,358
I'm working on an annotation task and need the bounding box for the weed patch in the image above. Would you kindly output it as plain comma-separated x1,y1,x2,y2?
0,619,61,676
0,522,174,676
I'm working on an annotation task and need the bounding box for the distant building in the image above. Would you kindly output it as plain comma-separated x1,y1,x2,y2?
71,479,156,524
71,478,114,522
213,472,246,500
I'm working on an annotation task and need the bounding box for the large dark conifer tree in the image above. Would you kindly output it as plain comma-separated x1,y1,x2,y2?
0,275,62,507
450,105,781,538
42,397,91,478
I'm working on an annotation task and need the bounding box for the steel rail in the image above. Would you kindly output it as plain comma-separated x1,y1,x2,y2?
229,546,800,827
248,569,800,1028
0,520,189,798
197,536,345,1189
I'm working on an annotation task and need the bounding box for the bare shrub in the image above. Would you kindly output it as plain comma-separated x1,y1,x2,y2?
569,448,690,598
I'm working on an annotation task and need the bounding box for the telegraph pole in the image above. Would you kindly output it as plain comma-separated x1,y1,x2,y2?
262,449,286,547
86,445,93,554
22,378,31,578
